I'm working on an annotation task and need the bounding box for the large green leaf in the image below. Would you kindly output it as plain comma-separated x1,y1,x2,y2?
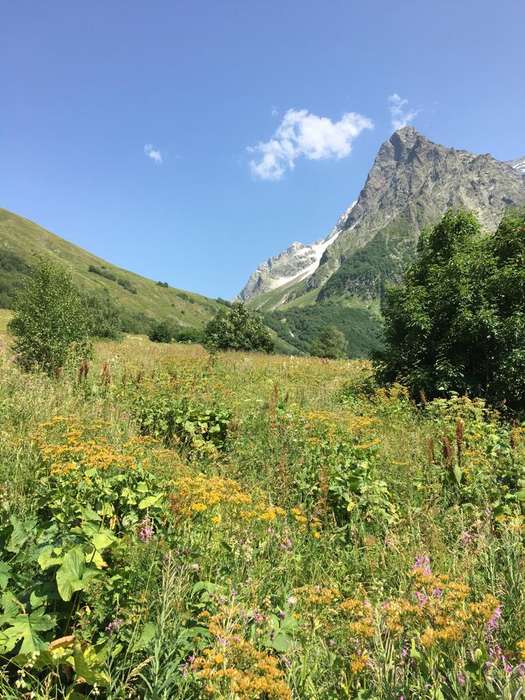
56,547,88,601
38,546,63,571
138,494,162,509
6,515,37,554
0,608,55,654
0,561,11,590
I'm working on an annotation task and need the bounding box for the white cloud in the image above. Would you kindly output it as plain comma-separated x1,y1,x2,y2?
388,94,418,130
249,109,373,181
144,143,163,164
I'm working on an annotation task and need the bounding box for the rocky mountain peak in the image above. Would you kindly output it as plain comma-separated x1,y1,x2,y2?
240,129,525,306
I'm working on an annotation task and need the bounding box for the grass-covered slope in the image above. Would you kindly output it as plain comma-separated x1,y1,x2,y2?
246,277,384,358
0,208,220,330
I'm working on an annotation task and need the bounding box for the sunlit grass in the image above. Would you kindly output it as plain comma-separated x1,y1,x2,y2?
0,335,524,698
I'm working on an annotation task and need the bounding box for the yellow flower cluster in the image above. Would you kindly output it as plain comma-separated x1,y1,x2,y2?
294,585,340,606
294,565,505,668
34,417,137,476
32,416,177,478
349,653,369,674
194,607,291,700
339,597,375,639
291,507,321,539
171,474,286,526
383,568,500,650
304,410,377,437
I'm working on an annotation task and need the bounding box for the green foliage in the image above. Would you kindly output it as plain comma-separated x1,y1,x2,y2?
319,220,416,301
0,250,31,275
2,331,525,697
116,277,137,294
88,264,137,294
377,209,525,411
425,394,525,515
148,320,175,343
85,292,123,340
266,300,382,358
174,327,203,344
0,251,32,309
0,425,170,691
119,310,153,335
204,302,274,353
310,325,348,359
88,264,117,282
135,394,231,451
156,281,169,288
8,260,92,374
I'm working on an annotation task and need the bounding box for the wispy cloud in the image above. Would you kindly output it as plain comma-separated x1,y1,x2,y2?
388,94,418,130
144,143,163,164
248,109,373,181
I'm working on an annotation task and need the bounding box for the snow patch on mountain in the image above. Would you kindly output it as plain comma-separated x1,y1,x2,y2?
238,203,356,301
509,156,525,176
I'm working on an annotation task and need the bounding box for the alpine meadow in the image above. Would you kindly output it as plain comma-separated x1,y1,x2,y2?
2,2,525,698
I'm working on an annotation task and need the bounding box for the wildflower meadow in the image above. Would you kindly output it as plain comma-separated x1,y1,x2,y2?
1,333,525,698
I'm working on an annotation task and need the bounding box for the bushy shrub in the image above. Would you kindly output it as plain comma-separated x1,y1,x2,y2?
310,325,348,359
377,209,525,411
174,327,203,344
148,320,175,343
8,259,92,374
88,264,138,294
135,395,231,451
119,310,152,335
117,277,137,294
85,292,123,340
204,302,273,353
88,264,116,282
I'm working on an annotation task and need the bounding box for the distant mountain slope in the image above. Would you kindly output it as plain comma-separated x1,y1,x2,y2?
0,208,220,331
246,128,525,356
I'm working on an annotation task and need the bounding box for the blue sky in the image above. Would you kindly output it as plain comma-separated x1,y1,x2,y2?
2,0,524,299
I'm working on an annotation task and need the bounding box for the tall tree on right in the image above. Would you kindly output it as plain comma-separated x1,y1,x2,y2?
376,209,525,411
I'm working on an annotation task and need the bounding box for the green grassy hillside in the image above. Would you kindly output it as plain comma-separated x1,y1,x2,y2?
0,208,220,331
265,298,383,358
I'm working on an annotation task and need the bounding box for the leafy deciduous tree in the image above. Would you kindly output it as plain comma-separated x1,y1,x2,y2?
9,259,92,374
204,302,273,353
310,325,348,359
376,209,525,410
